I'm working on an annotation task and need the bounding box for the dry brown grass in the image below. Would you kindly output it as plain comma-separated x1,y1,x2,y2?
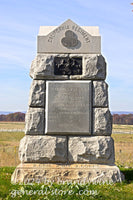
113,124,133,132
0,122,132,132
0,121,25,129
112,133,133,167
0,132,24,166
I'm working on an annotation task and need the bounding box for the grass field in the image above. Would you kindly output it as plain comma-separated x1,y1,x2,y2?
0,122,133,167
113,124,133,131
0,122,133,132
0,122,133,199
0,122,133,130
0,122,25,130
112,134,133,167
0,131,24,166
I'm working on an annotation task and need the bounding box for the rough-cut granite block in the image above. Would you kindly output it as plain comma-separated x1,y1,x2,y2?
19,135,67,163
93,108,112,136
68,136,114,164
70,55,106,80
28,80,46,107
25,108,44,135
30,54,53,79
93,81,108,107
30,54,68,79
83,55,106,80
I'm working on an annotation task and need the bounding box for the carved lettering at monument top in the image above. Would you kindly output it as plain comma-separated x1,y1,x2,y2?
45,81,92,135
37,19,101,53
48,26,90,44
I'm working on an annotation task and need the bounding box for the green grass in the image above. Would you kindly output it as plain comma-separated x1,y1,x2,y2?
0,167,133,200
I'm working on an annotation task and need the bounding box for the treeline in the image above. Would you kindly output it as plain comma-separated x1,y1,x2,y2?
0,112,25,122
0,112,133,125
113,114,133,125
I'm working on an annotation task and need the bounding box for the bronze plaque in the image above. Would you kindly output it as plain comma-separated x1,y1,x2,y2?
54,57,82,75
45,81,92,135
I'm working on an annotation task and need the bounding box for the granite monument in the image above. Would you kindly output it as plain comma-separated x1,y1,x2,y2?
11,19,123,183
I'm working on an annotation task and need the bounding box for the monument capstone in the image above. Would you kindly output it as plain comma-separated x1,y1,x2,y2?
11,19,124,183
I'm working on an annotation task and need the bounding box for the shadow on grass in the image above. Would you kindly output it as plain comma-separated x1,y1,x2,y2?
120,168,133,182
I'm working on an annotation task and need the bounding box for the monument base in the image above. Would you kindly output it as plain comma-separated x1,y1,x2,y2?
11,163,124,184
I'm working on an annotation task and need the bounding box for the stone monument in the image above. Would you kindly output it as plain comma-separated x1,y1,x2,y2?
11,19,123,183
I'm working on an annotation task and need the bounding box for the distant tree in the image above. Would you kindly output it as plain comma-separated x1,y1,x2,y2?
0,112,25,122
0,112,133,124
113,114,133,125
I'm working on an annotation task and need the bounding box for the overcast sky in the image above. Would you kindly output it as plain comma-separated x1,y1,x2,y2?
0,0,133,112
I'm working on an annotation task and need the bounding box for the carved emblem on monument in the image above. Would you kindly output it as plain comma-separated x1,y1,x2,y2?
61,30,80,48
54,57,82,75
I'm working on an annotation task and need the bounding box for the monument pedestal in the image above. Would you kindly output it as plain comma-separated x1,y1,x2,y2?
11,163,123,184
